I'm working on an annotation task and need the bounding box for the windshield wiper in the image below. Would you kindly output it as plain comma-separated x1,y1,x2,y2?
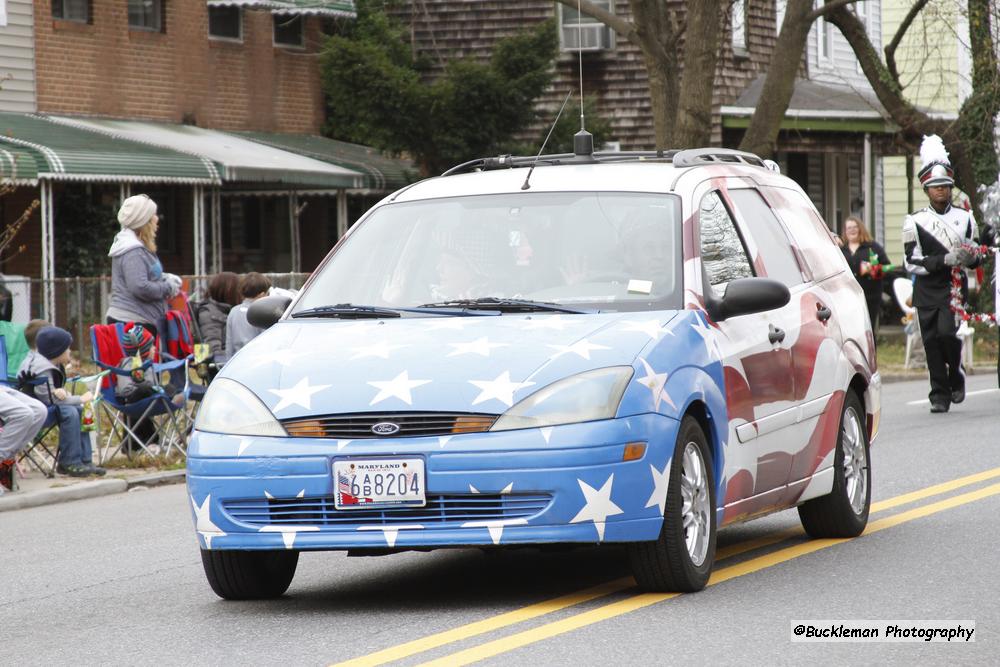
291,304,402,319
417,297,588,314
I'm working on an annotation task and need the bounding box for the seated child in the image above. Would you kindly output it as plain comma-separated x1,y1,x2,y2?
0,385,48,493
116,323,186,408
225,272,272,359
18,326,105,477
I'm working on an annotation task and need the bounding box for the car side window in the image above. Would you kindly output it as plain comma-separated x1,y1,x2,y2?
728,189,805,287
699,191,754,295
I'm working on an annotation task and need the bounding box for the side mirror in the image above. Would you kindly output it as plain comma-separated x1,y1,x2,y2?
247,295,293,329
707,277,790,321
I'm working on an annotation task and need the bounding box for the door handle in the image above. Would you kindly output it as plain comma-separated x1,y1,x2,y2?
768,324,785,344
816,303,832,322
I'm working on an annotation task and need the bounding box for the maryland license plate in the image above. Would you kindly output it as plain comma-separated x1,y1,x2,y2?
333,458,426,510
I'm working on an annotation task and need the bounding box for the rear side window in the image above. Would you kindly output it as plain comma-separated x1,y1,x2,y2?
728,189,804,287
699,191,754,295
761,186,846,281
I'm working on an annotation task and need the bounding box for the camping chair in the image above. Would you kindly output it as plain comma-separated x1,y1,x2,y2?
90,323,191,463
0,336,59,480
893,277,925,369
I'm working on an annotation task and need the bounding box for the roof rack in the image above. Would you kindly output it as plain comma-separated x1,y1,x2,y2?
440,148,766,177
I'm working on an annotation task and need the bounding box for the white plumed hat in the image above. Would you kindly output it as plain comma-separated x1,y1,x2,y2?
918,135,954,188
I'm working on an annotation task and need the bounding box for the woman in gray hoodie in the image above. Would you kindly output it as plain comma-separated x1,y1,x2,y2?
105,194,182,338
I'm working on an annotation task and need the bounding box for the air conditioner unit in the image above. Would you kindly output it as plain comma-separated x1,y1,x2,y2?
562,23,613,52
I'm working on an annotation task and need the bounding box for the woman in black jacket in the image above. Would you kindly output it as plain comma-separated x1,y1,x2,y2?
841,216,892,335
194,272,240,361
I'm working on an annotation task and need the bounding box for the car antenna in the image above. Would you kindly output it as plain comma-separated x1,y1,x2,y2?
572,0,594,158
521,89,573,190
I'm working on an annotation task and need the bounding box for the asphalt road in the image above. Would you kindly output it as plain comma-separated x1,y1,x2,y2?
3,374,998,666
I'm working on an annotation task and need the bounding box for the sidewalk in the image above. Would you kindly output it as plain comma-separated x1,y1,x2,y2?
0,464,186,512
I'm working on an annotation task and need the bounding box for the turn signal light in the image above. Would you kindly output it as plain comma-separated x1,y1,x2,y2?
622,442,646,462
284,420,326,438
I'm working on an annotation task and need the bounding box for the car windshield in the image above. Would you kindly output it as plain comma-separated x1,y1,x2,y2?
293,191,683,314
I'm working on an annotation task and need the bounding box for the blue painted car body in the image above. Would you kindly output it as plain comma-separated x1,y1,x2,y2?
187,309,728,551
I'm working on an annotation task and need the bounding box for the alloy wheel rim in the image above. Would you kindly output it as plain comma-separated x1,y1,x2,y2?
680,441,711,566
841,407,868,515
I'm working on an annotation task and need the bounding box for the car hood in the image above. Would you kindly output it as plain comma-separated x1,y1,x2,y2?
220,312,678,419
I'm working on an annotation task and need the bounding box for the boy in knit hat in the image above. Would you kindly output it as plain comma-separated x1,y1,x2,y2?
18,326,105,477
116,323,184,407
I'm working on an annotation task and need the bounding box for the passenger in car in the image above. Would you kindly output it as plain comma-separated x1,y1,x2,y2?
620,209,672,292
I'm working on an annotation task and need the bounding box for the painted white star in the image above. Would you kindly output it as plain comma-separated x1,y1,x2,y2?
438,435,453,448
620,319,669,340
548,339,611,360
336,439,352,452
540,427,553,444
462,518,528,545
524,315,572,330
425,318,470,331
645,462,671,515
469,371,535,407
636,358,676,411
357,524,424,548
268,376,331,413
350,341,408,359
570,474,623,541
259,525,319,549
448,337,509,357
191,494,226,549
236,438,253,457
691,315,721,360
469,484,480,494
469,482,511,496
368,371,431,406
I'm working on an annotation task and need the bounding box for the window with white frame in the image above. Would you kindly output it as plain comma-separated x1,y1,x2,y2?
557,0,615,52
273,14,304,47
128,0,162,32
816,8,832,65
209,6,242,41
52,0,89,23
732,0,747,54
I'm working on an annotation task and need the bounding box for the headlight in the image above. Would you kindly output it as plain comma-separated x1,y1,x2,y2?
491,366,634,431
195,378,287,437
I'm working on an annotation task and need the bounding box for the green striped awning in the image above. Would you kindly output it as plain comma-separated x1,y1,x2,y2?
206,0,356,17
0,113,220,185
235,131,416,191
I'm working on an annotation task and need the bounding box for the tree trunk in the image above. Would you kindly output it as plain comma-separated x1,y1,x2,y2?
738,0,814,157
674,0,722,148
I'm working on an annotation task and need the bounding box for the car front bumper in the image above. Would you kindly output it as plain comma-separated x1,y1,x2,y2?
186,414,679,551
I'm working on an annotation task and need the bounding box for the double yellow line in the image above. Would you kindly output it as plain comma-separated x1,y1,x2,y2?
334,467,1000,667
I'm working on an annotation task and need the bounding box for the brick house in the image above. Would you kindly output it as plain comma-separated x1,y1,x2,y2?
0,0,413,321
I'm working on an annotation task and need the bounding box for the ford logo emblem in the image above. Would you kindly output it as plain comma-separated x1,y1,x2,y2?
371,422,401,436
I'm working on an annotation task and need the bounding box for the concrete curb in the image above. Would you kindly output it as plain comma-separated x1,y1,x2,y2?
0,479,128,513
0,470,186,513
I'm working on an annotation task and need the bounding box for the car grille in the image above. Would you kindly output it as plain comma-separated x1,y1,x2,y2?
280,412,498,439
223,493,552,528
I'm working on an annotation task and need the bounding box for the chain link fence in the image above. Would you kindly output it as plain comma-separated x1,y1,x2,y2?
2,273,310,358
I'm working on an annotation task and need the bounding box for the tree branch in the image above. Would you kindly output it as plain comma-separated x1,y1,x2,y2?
553,0,637,41
805,0,859,22
884,0,932,88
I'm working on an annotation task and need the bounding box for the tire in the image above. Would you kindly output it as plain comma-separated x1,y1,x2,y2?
798,390,871,538
627,416,717,592
200,549,299,600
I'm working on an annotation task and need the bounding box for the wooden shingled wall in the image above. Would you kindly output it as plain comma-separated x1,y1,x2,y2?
391,0,782,151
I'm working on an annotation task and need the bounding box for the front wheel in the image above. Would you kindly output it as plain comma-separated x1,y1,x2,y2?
200,549,299,600
627,416,717,592
798,390,871,538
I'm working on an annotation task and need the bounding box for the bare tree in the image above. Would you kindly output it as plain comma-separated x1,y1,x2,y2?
0,182,37,263
554,0,722,149
824,0,1000,209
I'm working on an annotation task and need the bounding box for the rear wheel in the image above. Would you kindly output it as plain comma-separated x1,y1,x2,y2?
200,549,299,600
798,390,871,538
628,416,716,592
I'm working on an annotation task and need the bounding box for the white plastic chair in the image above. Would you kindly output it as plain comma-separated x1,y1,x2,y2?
957,321,975,367
893,278,922,369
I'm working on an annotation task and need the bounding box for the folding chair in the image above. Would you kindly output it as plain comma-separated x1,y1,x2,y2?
90,323,191,463
0,336,59,479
